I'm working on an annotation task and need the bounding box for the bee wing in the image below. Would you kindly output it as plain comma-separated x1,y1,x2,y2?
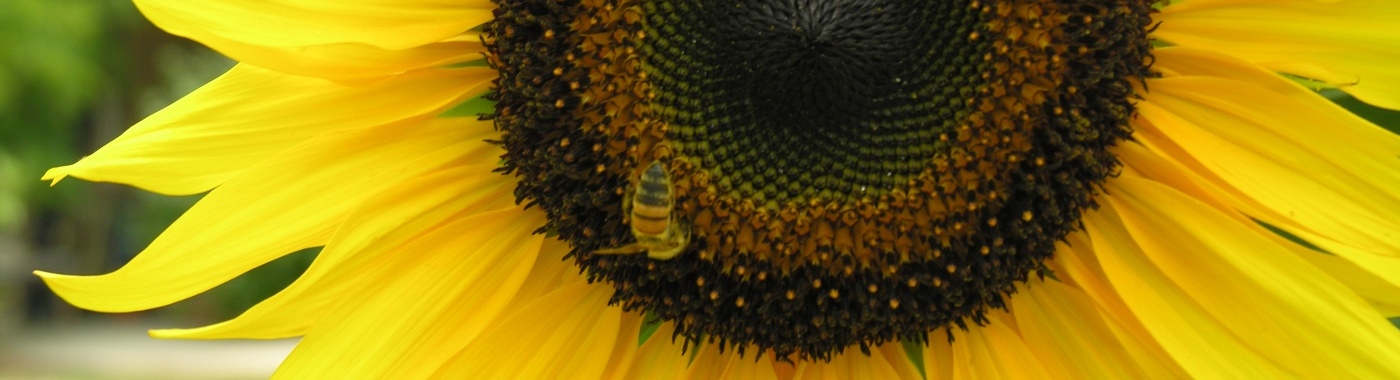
594,245,648,255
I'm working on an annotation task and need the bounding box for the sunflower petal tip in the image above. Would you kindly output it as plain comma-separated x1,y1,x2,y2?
148,328,185,339
32,270,66,282
40,166,72,186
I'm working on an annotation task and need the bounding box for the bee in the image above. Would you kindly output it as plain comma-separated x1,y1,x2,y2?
595,161,690,260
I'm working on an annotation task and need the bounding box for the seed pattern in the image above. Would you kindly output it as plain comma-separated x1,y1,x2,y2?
487,0,1155,360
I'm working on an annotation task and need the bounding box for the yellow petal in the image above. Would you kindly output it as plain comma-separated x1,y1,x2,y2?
42,65,492,195
1010,278,1147,379
1296,251,1400,317
1156,0,1400,109
1049,238,1190,379
621,323,691,380
425,282,624,379
36,117,496,313
683,344,785,380
1116,140,1400,309
1089,177,1400,377
139,3,483,78
602,312,644,380
271,207,544,378
792,343,921,380
1138,48,1400,258
685,344,733,380
507,237,587,308
152,164,515,339
951,316,1050,380
135,0,492,51
922,330,954,380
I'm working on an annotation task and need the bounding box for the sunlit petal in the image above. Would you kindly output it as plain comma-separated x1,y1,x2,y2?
43,65,492,194
37,118,495,312
1156,0,1400,108
1089,177,1400,377
153,164,515,339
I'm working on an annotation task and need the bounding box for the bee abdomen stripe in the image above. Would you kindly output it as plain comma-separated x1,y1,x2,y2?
632,203,671,218
635,191,671,207
638,180,669,194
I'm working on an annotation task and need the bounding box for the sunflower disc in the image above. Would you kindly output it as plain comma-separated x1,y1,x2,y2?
489,0,1155,360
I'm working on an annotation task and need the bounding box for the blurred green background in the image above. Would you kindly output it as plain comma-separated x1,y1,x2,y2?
1,0,1399,378
0,1,309,376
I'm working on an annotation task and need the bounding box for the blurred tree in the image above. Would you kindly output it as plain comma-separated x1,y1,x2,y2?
0,0,143,332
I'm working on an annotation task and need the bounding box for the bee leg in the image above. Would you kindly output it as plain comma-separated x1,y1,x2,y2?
595,245,648,255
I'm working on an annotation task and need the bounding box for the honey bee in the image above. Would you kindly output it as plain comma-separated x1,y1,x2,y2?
595,161,690,260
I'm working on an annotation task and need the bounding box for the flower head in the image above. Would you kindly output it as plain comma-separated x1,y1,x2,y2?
38,0,1400,377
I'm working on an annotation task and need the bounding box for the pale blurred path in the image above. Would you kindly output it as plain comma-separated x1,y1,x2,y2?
0,323,295,379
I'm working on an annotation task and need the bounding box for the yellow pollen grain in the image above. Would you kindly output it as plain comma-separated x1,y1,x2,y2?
696,277,706,287
709,290,719,301
812,279,823,289
736,266,747,276
981,246,991,255
987,218,998,227
906,279,918,288
735,297,746,308
786,290,796,300
1022,211,1034,221
828,289,840,299
946,264,957,273
867,284,879,293
934,278,944,287
554,99,566,108
889,299,900,310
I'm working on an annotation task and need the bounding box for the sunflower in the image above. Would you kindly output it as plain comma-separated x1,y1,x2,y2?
37,0,1400,377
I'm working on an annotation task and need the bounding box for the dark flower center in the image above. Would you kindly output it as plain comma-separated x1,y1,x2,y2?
486,0,1155,361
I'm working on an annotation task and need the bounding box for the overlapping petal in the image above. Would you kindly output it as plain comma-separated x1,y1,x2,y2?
427,282,625,379
136,0,491,50
1010,278,1146,379
1088,177,1400,378
42,65,492,195
1048,237,1191,379
792,343,921,380
923,319,1049,380
686,345,781,380
621,323,690,380
36,117,497,313
153,164,515,339
1136,48,1400,267
134,0,492,78
1114,141,1400,315
272,207,544,378
1155,0,1400,109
